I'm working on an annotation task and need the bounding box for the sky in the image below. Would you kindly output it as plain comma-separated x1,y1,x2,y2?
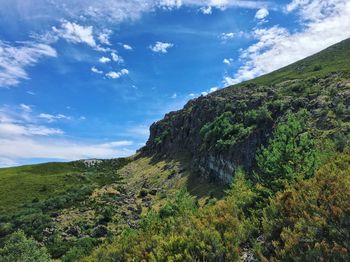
0,0,350,167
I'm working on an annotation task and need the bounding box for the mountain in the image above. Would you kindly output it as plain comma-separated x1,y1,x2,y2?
1,39,350,261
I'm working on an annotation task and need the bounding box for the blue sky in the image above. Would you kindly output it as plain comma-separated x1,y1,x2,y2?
0,0,349,167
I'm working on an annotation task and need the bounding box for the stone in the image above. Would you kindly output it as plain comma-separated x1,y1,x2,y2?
93,225,108,238
67,226,80,237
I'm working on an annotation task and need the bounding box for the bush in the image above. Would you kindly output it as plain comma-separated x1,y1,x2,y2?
244,106,273,126
0,230,52,262
260,151,350,261
255,110,319,193
62,237,97,262
200,111,253,150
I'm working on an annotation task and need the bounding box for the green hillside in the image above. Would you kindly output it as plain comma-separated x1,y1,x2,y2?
0,162,82,214
1,39,350,261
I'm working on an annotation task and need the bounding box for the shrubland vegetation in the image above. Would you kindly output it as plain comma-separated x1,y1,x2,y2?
85,112,350,261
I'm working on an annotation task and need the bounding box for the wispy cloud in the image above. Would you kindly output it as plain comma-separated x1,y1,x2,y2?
0,41,57,87
219,31,250,42
38,113,71,123
53,21,96,47
0,105,135,166
123,44,133,50
200,6,212,14
111,52,124,63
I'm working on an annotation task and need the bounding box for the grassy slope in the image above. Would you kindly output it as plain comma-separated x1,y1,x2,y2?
0,162,82,214
118,155,225,207
0,154,224,215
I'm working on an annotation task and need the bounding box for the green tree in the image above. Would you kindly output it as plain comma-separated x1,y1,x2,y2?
255,111,318,193
0,230,51,262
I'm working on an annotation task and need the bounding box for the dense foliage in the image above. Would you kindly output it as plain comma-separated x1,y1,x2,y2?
0,230,51,262
260,151,350,261
255,110,319,193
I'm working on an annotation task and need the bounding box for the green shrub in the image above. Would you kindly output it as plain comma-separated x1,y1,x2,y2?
200,111,253,150
0,230,52,262
260,151,350,261
255,110,319,193
244,106,273,126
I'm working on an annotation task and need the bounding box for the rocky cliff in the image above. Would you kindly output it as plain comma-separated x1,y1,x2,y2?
142,38,350,183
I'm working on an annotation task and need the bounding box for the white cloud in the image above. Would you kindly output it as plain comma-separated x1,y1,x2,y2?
20,104,32,112
0,137,134,165
0,106,135,166
0,41,57,87
120,69,129,74
38,113,71,123
220,31,250,42
200,6,212,14
0,122,63,137
91,66,103,74
224,0,350,86
255,8,269,19
18,0,272,24
285,0,344,21
106,72,120,79
159,0,183,9
201,91,208,96
0,157,17,167
98,29,112,45
123,44,133,50
223,58,233,65
171,93,177,99
99,56,111,63
210,87,218,93
220,32,235,41
150,41,174,53
111,52,124,63
106,68,129,79
53,21,96,47
159,0,272,10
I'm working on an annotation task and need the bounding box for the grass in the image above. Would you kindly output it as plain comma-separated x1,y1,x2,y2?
0,162,82,214
0,158,130,215
118,154,226,208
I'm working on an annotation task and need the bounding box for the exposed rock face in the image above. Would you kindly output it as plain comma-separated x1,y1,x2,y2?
143,85,276,183
142,72,350,184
